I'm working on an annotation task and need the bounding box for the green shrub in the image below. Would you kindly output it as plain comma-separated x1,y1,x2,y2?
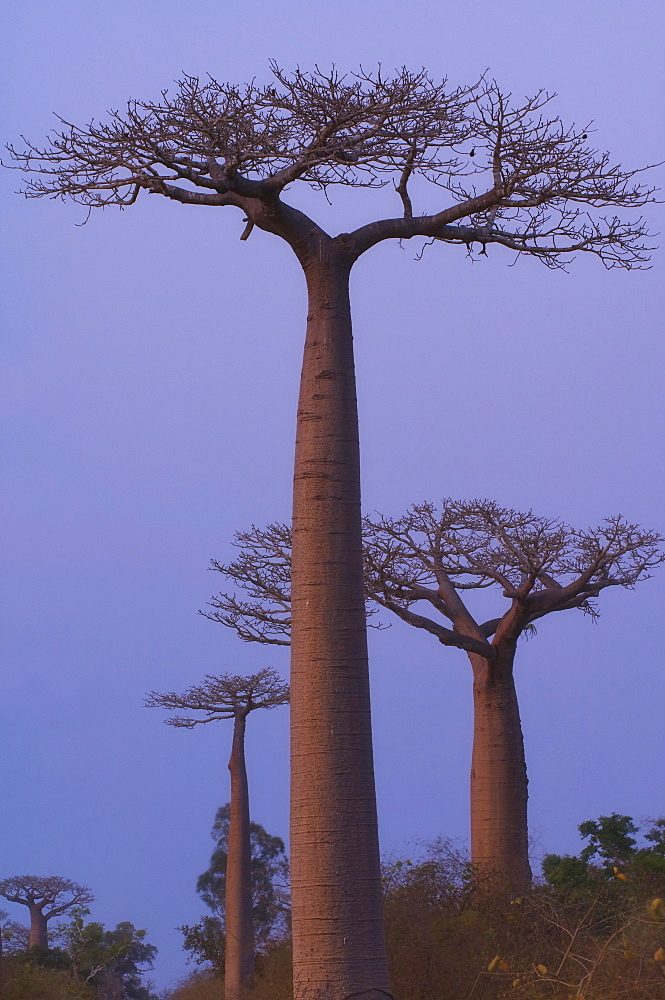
1,963,95,1000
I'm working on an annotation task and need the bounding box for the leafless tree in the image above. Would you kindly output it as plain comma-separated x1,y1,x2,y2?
0,876,94,949
146,668,288,1000
0,908,28,988
0,910,28,952
8,65,657,1000
204,502,663,892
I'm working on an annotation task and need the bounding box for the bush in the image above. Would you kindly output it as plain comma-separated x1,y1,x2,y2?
167,821,665,1000
1,963,96,1000
162,969,223,1000
164,942,292,1000
381,834,665,999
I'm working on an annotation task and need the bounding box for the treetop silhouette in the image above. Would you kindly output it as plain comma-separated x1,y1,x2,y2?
145,668,289,726
205,502,664,645
7,65,655,267
362,501,664,640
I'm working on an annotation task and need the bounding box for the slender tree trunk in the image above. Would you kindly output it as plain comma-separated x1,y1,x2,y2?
225,713,255,1000
290,249,390,1000
28,905,48,949
468,646,532,893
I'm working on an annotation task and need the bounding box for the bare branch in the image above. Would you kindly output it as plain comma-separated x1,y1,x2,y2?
370,595,492,657
6,67,656,269
201,505,662,658
0,877,94,919
204,521,384,645
145,668,289,726
395,141,417,218
363,500,664,648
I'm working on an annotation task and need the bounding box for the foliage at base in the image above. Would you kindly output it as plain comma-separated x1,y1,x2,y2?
1,962,97,1000
163,814,665,999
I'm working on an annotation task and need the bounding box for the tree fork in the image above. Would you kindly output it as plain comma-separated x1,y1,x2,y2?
290,251,390,1000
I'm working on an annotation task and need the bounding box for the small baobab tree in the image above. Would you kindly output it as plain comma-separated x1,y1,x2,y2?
202,502,663,892
145,668,289,1000
0,876,93,949
8,65,656,999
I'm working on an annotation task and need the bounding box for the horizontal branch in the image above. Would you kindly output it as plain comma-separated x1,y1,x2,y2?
345,214,652,268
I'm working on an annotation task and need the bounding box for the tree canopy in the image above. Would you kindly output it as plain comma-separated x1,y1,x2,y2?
543,813,665,896
0,877,94,922
145,668,289,725
53,909,158,999
203,501,664,653
0,909,29,954
7,66,656,268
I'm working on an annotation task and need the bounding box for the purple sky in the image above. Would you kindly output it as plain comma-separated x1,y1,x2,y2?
2,1,664,991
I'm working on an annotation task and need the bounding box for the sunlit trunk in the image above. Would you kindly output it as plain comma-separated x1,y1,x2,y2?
28,906,48,949
225,713,255,1000
468,647,532,893
290,251,390,1000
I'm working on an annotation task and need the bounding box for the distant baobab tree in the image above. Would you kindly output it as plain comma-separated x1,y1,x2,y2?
9,64,656,999
0,876,93,949
145,668,288,1000
362,501,664,891
203,502,663,892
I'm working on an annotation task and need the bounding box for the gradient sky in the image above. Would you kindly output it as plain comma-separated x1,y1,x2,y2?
2,1,664,991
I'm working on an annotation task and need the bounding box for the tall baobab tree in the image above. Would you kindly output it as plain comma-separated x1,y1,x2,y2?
145,668,288,1000
203,502,663,891
8,66,655,999
0,876,93,949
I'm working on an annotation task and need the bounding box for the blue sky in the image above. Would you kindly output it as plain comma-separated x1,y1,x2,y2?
2,0,664,990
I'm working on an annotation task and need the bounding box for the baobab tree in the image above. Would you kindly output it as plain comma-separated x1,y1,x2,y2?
203,501,663,892
362,502,664,890
145,668,288,1000
8,65,655,999
0,876,93,949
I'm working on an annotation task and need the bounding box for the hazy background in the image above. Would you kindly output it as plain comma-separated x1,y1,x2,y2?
2,0,663,990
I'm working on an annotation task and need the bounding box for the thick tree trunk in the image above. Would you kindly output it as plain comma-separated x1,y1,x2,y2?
290,252,390,1000
468,646,532,893
28,905,48,949
225,713,255,1000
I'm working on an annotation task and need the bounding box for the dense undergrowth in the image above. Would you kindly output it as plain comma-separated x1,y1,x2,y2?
4,817,664,999
166,824,665,1000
